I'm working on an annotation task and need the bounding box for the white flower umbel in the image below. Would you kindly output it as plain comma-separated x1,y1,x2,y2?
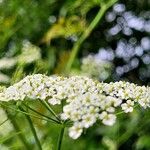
0,74,149,139
0,41,41,71
0,72,10,83
81,55,112,81
17,41,41,64
0,57,17,70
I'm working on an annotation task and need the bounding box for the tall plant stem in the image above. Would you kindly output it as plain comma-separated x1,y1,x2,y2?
5,110,31,149
21,108,42,150
57,125,65,150
65,0,118,72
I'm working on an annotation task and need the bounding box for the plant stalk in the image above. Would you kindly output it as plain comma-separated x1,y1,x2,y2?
23,103,60,124
0,102,57,124
39,100,60,121
21,108,43,150
57,125,65,150
5,110,31,149
65,0,118,72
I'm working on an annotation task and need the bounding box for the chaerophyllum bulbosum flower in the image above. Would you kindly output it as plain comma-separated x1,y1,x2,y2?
0,74,149,139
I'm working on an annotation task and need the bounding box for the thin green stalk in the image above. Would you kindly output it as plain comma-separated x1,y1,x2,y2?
57,125,65,150
23,103,60,124
0,131,23,144
0,102,57,124
61,101,64,112
65,0,118,72
0,118,9,127
5,110,31,149
21,108,42,150
11,63,25,84
39,100,60,121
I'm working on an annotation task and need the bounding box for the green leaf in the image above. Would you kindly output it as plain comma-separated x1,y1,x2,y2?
136,135,150,150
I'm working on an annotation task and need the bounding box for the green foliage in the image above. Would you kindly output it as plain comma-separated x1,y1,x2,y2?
0,0,150,149
60,0,100,17
42,16,86,44
136,135,150,150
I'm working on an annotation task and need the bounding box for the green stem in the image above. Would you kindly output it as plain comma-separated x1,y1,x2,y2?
39,100,60,121
65,0,118,72
0,118,9,126
22,108,43,150
57,125,65,150
0,102,57,124
4,110,30,149
11,63,25,84
23,103,60,124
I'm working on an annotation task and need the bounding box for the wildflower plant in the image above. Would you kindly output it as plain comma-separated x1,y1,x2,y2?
0,41,41,70
81,55,113,81
0,41,41,84
0,74,149,149
0,72,10,83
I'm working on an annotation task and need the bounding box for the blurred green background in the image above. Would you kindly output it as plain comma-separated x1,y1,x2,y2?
0,0,150,149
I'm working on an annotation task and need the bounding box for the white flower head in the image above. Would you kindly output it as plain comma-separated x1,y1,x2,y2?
99,111,116,126
0,72,10,83
81,114,96,128
17,41,41,64
0,74,149,139
121,100,134,113
0,57,17,70
81,55,112,81
69,123,83,139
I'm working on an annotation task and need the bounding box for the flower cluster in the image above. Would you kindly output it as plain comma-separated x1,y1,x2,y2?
0,41,41,84
0,57,17,70
17,40,41,64
0,41,41,71
0,72,10,83
102,81,150,109
0,74,149,139
81,55,112,81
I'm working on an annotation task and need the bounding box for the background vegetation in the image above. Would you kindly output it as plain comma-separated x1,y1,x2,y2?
0,0,150,149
